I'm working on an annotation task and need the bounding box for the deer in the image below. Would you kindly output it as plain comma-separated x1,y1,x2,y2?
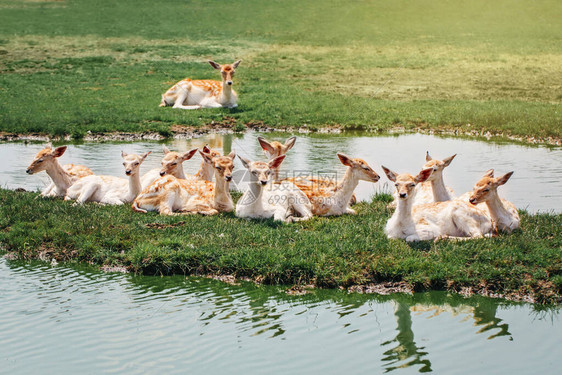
26,145,93,197
464,169,520,233
390,152,457,207
160,60,241,109
141,145,198,189
235,155,313,223
65,151,150,205
288,154,380,216
382,166,493,242
132,151,236,215
257,136,297,181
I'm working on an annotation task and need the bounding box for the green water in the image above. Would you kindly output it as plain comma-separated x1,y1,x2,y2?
0,258,560,374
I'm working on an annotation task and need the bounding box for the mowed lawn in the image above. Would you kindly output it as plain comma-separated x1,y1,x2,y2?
0,0,560,139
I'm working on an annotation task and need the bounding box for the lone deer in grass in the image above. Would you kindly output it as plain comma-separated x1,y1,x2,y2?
235,155,313,223
464,169,520,233
26,145,93,197
141,145,198,189
65,151,150,205
288,153,379,216
383,166,493,242
132,151,236,215
160,60,241,109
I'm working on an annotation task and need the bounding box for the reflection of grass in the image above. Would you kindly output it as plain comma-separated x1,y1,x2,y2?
1,189,560,304
0,0,560,139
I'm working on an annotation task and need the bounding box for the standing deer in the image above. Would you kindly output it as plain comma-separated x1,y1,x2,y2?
65,152,150,205
288,154,379,216
26,145,93,197
141,145,198,189
160,60,241,109
235,155,313,222
466,170,519,232
132,151,236,215
383,166,493,241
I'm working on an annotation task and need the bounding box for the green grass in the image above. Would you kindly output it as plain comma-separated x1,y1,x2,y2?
1,189,561,304
0,0,560,139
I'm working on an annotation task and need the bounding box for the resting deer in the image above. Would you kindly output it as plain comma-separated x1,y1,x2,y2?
391,152,457,207
465,170,520,233
65,152,150,205
160,60,241,109
132,151,236,215
26,145,93,197
289,154,379,216
141,145,198,188
235,155,313,222
193,145,222,181
383,166,493,242
257,136,297,181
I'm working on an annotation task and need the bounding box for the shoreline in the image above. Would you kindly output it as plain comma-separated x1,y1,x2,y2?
1,125,561,147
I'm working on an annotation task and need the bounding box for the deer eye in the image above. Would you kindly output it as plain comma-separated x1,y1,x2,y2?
37,159,43,163
171,162,177,166
395,183,399,187
216,166,222,171
410,183,415,187
123,162,126,166
483,188,490,192
135,162,139,166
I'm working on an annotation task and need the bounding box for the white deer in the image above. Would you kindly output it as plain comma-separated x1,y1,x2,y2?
287,153,380,216
65,151,150,205
26,145,93,197
465,169,520,233
382,166,493,242
235,155,313,223
141,145,198,188
132,151,236,215
160,60,241,109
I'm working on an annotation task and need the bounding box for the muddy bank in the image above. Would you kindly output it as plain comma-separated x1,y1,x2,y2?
1,123,560,146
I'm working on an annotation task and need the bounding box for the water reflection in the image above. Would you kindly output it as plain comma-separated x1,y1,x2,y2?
1,258,560,374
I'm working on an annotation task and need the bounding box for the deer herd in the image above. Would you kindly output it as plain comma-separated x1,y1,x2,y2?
23,59,520,241
26,135,520,242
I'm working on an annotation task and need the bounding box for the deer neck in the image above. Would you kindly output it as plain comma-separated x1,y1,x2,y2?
244,179,266,210
174,164,187,180
46,161,73,191
127,172,143,200
212,172,233,211
430,173,451,202
485,191,511,226
196,162,214,181
221,81,233,100
331,168,358,206
394,194,417,227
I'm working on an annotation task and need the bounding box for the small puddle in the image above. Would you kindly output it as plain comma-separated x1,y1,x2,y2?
2,132,561,213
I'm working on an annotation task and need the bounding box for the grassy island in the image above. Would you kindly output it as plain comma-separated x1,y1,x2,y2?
1,189,560,304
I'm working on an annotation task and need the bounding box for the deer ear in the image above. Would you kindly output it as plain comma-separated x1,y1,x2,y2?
415,168,433,184
284,136,297,151
238,155,252,169
495,171,514,186
268,155,286,169
121,151,128,158
199,150,214,164
257,137,275,154
52,146,67,158
162,145,170,154
443,154,456,167
426,151,432,162
141,151,151,161
202,144,211,153
232,60,241,69
208,60,221,70
483,169,494,178
381,166,397,182
227,150,236,160
182,148,198,161
337,153,354,167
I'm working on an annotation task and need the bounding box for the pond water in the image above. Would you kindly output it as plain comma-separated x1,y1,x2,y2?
0,258,560,374
1,132,560,213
